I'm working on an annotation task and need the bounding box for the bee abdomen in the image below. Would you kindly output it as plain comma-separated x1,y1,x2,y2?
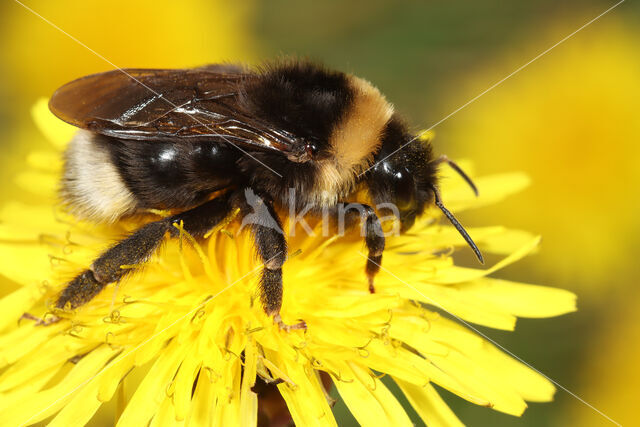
61,132,241,222
107,138,240,210
61,130,138,222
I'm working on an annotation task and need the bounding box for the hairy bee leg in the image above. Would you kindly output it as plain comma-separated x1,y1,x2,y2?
363,206,385,293
236,190,305,331
56,223,168,309
56,195,232,310
341,203,385,293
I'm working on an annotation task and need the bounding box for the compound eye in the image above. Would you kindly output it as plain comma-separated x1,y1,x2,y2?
394,168,415,210
305,142,319,157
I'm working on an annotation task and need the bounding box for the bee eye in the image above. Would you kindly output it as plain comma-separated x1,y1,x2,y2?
306,143,319,156
394,168,415,209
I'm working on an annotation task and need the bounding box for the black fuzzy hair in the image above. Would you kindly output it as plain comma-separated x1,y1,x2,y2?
240,60,354,155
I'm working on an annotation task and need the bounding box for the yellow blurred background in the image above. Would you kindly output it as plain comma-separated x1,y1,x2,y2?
1,1,638,425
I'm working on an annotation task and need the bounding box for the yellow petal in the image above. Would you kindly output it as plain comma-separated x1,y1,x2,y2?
151,393,186,427
427,236,542,285
0,201,70,237
478,228,540,255
0,344,117,425
387,312,456,358
48,380,102,427
349,339,491,407
133,312,185,366
426,316,556,412
172,341,202,421
385,281,517,330
0,285,43,332
240,340,259,427
0,365,61,413
97,352,136,402
396,380,464,427
443,172,531,212
0,243,56,285
117,340,187,426
212,357,243,427
331,362,412,427
186,366,216,426
272,352,337,427
0,327,79,377
331,364,389,426
428,349,528,416
456,278,577,318
311,294,402,318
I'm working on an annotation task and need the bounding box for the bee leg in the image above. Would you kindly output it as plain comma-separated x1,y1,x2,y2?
362,206,385,293
56,195,232,311
341,203,385,293
19,312,61,326
256,231,307,332
236,190,306,331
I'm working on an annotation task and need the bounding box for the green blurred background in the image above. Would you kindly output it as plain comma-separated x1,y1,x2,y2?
1,1,639,425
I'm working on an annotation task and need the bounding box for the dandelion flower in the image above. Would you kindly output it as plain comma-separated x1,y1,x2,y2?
0,99,576,426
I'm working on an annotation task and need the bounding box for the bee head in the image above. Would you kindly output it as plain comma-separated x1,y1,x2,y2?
367,117,484,263
368,118,437,232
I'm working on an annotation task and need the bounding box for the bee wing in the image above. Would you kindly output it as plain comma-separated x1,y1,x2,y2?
49,67,304,154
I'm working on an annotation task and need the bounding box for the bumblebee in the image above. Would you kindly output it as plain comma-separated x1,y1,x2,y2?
49,60,482,330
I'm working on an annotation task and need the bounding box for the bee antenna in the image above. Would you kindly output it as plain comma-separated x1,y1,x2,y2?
434,155,479,197
429,184,484,264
